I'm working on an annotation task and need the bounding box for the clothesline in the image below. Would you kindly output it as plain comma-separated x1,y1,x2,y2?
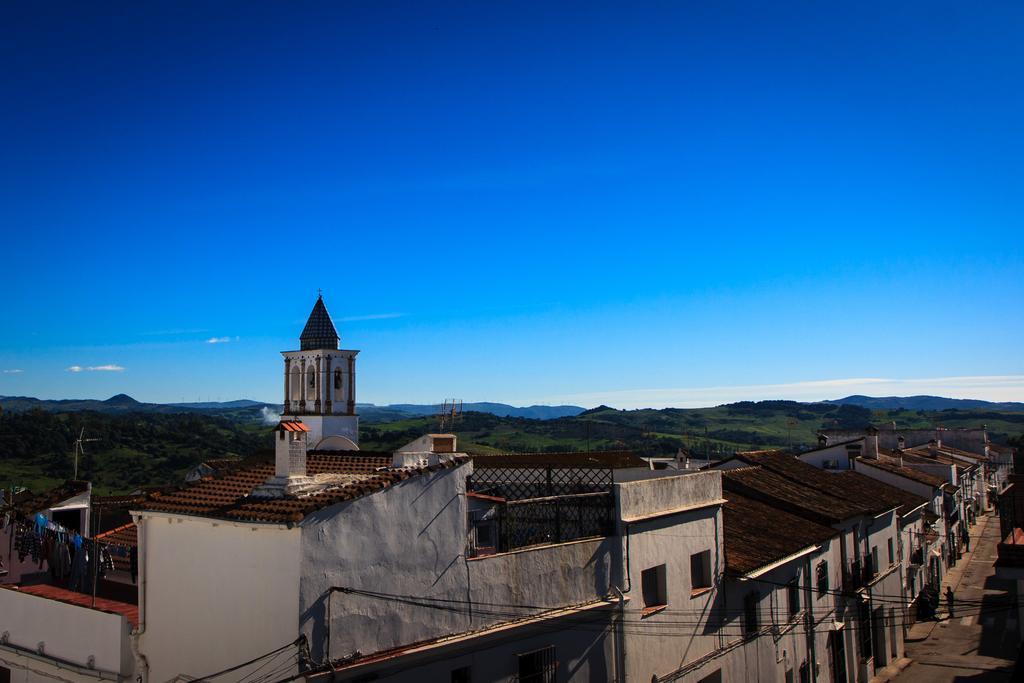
2,512,138,588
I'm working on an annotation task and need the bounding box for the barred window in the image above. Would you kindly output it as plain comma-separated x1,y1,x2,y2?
817,560,829,597
518,646,556,683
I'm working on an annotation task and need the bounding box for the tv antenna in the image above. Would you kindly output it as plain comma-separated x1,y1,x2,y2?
786,418,799,450
72,428,99,480
438,399,463,432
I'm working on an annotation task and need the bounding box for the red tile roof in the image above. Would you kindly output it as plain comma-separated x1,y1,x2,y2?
95,522,137,547
138,453,468,523
723,492,838,575
276,420,310,433
1,584,138,628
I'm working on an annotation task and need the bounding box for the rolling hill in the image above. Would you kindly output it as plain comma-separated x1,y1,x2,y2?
828,395,1024,412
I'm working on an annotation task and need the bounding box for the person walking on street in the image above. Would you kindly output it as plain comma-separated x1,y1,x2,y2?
946,586,956,618
964,530,971,553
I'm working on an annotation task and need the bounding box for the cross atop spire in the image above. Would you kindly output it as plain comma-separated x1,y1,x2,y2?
299,295,339,350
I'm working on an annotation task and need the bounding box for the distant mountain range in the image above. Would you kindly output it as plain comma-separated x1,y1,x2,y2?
2,393,1022,425
827,395,1024,412
380,402,585,420
0,394,585,422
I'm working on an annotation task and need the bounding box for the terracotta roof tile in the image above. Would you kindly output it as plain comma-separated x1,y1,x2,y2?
138,453,468,523
95,523,138,547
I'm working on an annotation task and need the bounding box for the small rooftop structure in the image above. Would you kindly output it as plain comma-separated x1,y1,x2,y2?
392,434,461,467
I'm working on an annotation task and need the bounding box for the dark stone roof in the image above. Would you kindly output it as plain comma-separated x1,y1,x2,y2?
724,452,930,522
833,471,928,516
735,451,892,516
723,491,838,575
857,456,946,488
300,296,340,350
722,466,864,525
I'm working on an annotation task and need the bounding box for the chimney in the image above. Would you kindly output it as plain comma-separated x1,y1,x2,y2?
864,426,879,459
252,420,316,497
275,421,309,479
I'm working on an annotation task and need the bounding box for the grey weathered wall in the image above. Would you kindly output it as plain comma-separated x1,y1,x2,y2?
300,462,617,669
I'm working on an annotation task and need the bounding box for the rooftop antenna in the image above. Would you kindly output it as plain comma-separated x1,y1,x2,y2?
786,418,798,450
438,399,463,432
72,428,99,480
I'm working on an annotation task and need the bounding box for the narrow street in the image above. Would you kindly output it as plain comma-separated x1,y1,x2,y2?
896,512,1020,682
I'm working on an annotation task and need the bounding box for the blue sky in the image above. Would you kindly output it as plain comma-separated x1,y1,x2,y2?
1,1,1021,408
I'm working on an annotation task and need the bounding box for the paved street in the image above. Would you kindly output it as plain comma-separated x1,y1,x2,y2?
896,512,1020,682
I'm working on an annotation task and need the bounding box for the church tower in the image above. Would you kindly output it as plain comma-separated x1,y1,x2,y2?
281,295,359,449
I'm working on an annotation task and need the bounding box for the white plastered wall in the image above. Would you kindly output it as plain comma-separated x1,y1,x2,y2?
137,513,300,683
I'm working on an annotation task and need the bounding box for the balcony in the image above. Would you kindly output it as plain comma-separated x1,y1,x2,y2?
843,559,876,592
467,462,616,557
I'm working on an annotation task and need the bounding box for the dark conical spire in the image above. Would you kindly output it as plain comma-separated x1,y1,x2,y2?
299,295,339,350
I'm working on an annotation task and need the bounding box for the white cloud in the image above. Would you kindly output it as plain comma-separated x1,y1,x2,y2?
89,364,125,372
206,336,238,344
67,364,125,373
539,375,1024,409
261,406,281,425
2,369,23,374
337,313,404,322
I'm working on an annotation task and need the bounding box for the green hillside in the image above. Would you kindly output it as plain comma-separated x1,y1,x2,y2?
2,401,1021,496
361,402,1024,457
0,409,269,495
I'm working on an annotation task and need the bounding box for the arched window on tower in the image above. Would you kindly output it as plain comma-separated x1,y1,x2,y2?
306,366,316,401
289,366,301,402
333,368,344,402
